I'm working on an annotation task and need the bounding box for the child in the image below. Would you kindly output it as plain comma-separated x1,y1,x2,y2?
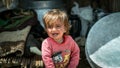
41,9,80,68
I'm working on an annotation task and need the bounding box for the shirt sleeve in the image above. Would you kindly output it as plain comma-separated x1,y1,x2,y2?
41,39,55,68
68,38,80,68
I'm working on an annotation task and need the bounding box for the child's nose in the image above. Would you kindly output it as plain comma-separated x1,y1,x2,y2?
52,27,57,31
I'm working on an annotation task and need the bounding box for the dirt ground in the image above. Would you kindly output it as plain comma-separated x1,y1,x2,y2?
75,37,91,68
78,46,91,68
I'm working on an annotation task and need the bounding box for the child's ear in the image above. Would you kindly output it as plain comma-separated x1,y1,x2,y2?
64,29,66,33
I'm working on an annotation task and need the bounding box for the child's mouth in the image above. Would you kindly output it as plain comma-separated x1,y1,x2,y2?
52,33,59,37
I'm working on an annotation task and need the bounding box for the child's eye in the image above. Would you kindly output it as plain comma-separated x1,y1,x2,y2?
47,26,53,28
56,25,62,29
56,25,61,28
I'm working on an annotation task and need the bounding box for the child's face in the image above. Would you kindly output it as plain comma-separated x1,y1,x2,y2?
46,19,66,42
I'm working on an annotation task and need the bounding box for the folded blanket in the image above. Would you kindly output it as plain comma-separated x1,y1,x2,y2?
0,26,31,57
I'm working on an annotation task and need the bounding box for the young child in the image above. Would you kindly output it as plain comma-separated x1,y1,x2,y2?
41,9,80,68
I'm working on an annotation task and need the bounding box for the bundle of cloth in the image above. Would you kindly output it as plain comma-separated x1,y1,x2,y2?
0,9,42,58
0,26,31,57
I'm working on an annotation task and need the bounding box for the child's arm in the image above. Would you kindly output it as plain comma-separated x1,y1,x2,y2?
41,40,55,68
68,41,80,68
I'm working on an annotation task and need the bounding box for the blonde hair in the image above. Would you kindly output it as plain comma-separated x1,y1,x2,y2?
43,9,70,35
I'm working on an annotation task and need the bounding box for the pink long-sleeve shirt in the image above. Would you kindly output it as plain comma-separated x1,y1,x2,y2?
42,35,80,68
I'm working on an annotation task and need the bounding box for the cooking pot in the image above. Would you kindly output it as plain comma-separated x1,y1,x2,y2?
85,12,120,68
19,0,65,9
